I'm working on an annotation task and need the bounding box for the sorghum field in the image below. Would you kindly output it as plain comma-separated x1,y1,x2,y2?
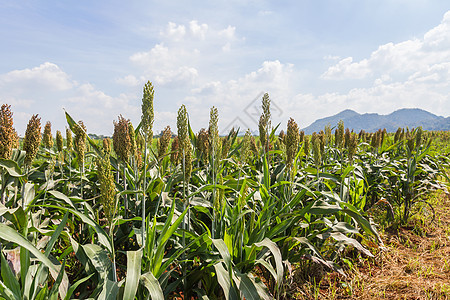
0,82,449,299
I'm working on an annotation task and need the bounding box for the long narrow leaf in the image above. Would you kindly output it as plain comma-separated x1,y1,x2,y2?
123,249,142,300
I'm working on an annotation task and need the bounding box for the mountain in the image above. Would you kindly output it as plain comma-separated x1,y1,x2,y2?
303,108,450,134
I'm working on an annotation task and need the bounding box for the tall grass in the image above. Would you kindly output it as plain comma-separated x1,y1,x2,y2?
0,90,448,299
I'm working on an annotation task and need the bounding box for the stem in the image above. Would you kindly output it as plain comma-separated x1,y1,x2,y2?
211,144,216,240
182,149,187,293
109,224,117,282
142,136,148,247
0,170,5,207
123,163,128,219
80,159,84,199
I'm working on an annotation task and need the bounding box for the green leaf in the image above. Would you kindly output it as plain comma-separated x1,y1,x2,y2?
45,212,68,256
48,191,76,209
46,205,112,253
140,271,164,300
254,238,283,287
97,279,119,300
64,273,94,300
48,258,67,300
214,263,238,300
152,204,188,277
329,232,373,257
211,239,232,269
1,252,20,300
22,182,35,210
0,159,23,177
65,110,103,157
0,278,19,300
233,272,271,300
82,244,113,279
0,224,65,298
123,250,142,300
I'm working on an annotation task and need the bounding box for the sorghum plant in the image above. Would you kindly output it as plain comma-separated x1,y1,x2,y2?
56,130,63,152
43,121,53,149
157,126,172,160
23,114,42,167
66,128,73,151
286,118,299,169
113,115,131,163
0,104,15,160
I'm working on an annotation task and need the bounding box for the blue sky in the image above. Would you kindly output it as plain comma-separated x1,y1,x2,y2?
1,1,450,135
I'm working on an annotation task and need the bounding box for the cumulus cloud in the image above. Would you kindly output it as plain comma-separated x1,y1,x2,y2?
189,20,208,40
162,22,186,40
185,60,295,133
0,63,141,135
322,12,450,80
0,62,74,92
120,20,243,87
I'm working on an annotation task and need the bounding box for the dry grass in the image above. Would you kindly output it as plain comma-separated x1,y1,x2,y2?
287,190,450,300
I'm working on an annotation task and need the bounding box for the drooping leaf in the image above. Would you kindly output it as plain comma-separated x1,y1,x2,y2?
123,249,142,300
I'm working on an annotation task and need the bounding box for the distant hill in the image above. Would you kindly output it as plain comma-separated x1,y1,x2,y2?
303,108,450,134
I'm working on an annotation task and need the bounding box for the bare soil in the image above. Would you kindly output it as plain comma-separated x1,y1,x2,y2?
287,191,450,299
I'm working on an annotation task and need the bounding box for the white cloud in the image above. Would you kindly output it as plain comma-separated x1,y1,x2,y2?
124,21,243,87
162,22,186,40
0,63,142,135
258,10,273,17
129,43,199,86
115,74,145,87
189,20,208,40
0,62,74,92
219,25,236,40
185,60,295,133
322,12,450,80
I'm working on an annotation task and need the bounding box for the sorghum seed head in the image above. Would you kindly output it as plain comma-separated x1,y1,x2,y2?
128,121,137,158
157,126,172,159
197,128,209,161
141,81,154,142
56,130,63,152
344,128,351,149
324,124,332,146
286,118,299,168
113,115,131,163
23,114,41,166
318,131,325,155
337,120,345,148
311,132,321,165
303,135,310,156
299,130,305,144
0,104,15,159
221,136,231,159
136,132,144,152
348,133,358,162
12,130,19,150
177,105,189,148
43,121,53,149
66,128,73,151
73,120,87,163
208,106,220,157
103,138,111,154
170,136,180,166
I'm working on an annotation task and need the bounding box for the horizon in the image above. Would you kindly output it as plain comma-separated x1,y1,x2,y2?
1,1,450,136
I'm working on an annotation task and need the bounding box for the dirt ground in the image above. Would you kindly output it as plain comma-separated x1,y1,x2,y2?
288,191,450,299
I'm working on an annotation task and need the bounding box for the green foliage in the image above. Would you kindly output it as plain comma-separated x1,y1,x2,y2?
0,102,447,299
